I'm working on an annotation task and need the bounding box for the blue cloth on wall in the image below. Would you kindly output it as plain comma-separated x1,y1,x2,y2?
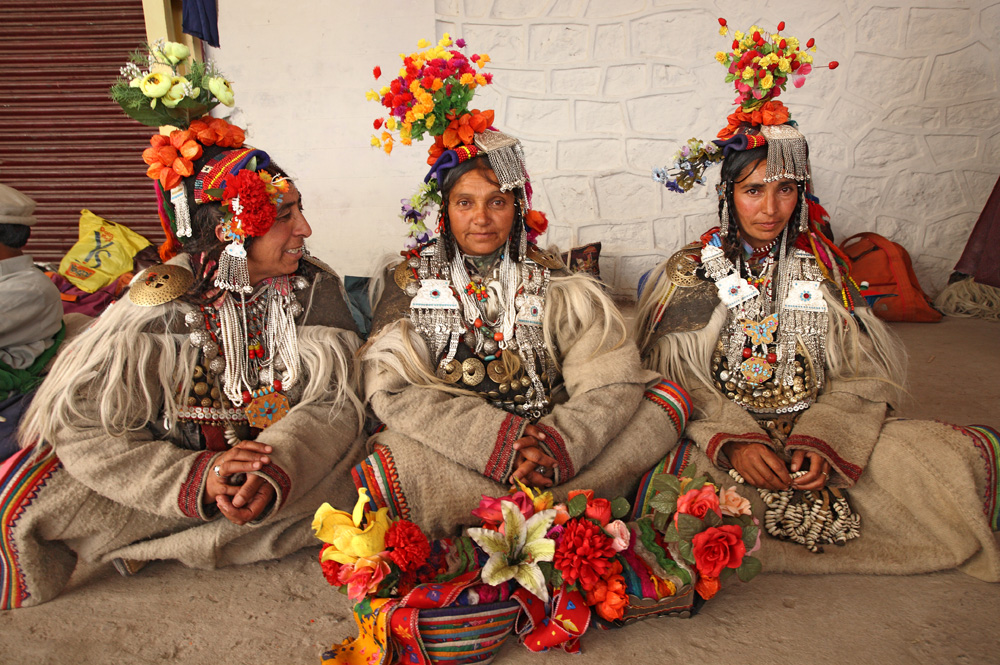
182,0,220,48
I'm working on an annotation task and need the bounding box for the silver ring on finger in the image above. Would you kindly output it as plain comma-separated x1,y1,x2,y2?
213,465,223,478
535,465,547,476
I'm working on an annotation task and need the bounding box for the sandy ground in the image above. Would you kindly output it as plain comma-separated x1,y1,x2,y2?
2,316,999,665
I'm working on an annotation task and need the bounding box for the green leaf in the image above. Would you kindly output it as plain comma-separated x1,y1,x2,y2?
736,556,762,582
650,473,681,494
685,477,707,492
662,522,680,543
679,463,698,479
610,496,631,520
356,596,372,615
549,567,564,589
675,513,705,540
742,525,760,551
725,73,736,83
567,493,588,518
649,492,677,516
720,567,735,581
704,510,722,527
247,156,258,173
677,539,695,565
652,510,670,532
538,561,554,584
204,188,224,199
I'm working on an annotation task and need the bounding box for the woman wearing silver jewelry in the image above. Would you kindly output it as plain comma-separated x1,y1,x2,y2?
358,133,691,537
0,131,366,609
635,128,1000,579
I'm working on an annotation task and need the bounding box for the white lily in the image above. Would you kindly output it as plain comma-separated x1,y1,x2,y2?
468,501,556,603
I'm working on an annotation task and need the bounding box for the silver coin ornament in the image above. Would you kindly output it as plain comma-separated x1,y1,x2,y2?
189,329,210,346
208,356,226,375
291,276,309,291
203,342,219,360
289,300,304,317
184,310,200,326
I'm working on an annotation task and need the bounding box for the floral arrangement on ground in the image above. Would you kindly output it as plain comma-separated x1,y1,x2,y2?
313,468,760,663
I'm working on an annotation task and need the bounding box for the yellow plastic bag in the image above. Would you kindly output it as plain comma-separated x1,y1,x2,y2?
58,209,151,293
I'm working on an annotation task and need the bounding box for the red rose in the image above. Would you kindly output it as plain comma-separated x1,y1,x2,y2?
222,169,276,237
584,498,612,526
553,518,616,591
384,520,431,572
675,486,722,525
691,525,746,578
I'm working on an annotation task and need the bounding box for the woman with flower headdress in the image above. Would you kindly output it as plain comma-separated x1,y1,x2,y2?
0,43,365,609
635,22,1000,580
357,37,691,536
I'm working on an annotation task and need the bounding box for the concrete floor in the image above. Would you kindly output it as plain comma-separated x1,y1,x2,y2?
1,317,998,665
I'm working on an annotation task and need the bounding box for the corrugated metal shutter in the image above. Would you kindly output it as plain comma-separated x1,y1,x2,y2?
0,0,162,263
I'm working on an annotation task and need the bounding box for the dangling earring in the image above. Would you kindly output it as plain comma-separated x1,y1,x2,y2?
215,197,252,294
720,196,730,237
798,190,809,233
516,201,527,259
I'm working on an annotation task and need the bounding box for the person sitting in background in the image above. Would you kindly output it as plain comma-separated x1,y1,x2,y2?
0,182,63,461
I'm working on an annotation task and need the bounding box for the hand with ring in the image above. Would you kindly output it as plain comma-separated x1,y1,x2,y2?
510,424,556,488
790,450,832,490
203,440,273,508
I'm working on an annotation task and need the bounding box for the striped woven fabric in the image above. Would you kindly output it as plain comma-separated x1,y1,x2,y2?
351,442,409,520
0,445,59,609
960,425,1000,531
631,439,696,520
418,601,520,664
642,380,692,437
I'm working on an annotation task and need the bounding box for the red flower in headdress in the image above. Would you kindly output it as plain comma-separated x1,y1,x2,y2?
222,170,276,237
717,100,790,139
142,129,204,190
189,117,246,149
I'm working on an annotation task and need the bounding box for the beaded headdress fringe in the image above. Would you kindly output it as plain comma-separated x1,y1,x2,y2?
475,130,530,208
759,124,810,183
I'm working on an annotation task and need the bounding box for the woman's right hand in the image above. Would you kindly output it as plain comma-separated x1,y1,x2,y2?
510,424,557,488
723,440,791,491
203,440,273,505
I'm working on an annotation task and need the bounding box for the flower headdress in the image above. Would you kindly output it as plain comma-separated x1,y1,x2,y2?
368,35,548,248
113,41,288,291
653,19,839,235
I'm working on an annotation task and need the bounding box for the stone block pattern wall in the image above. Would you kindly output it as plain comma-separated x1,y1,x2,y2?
435,0,1000,297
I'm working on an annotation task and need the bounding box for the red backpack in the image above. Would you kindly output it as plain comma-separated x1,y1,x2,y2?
839,232,942,322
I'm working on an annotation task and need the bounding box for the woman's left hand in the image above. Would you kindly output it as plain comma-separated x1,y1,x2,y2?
216,475,276,525
789,450,831,490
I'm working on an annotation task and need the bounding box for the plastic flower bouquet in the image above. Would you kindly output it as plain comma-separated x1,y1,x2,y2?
110,40,235,129
637,464,761,601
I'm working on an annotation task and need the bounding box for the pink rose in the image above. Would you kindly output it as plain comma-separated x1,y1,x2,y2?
605,520,631,552
676,486,722,524
471,492,535,528
338,554,391,602
691,525,746,578
718,486,752,517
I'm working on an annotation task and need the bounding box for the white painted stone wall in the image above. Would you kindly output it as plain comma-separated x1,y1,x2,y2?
212,1,1000,297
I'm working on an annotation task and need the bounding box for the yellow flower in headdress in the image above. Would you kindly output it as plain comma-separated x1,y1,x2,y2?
715,51,727,64
798,52,813,64
417,38,430,48
365,89,379,101
742,67,755,80
778,57,792,73
760,73,774,90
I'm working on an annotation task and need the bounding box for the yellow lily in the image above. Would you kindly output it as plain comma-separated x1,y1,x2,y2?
313,488,391,566
513,478,555,513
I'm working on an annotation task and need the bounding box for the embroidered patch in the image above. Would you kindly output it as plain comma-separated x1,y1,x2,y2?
484,414,525,483
178,451,215,519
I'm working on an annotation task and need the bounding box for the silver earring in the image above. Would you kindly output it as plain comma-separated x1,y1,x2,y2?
798,194,809,233
720,198,730,237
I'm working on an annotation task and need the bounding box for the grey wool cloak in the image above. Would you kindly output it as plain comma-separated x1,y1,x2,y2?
0,254,366,609
635,247,1000,581
356,242,692,538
